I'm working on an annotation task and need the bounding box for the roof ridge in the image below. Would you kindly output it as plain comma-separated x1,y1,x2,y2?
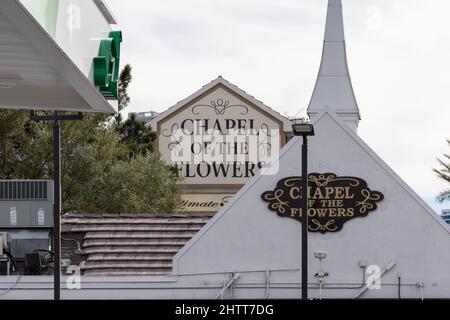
148,76,293,132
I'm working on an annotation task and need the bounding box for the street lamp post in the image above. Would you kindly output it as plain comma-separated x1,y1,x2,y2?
291,119,315,300
31,111,83,300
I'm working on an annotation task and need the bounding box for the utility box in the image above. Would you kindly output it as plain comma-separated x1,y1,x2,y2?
0,180,53,228
0,181,54,260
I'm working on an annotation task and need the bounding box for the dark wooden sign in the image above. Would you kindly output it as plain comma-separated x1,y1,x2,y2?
261,173,384,233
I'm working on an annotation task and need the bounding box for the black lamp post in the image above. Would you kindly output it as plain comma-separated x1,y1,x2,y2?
291,119,315,300
31,111,83,300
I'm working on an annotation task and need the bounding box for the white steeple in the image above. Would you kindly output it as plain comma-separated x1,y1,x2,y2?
308,0,361,132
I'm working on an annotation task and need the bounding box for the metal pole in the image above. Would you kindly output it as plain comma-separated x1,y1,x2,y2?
53,112,61,300
30,111,82,301
301,135,308,300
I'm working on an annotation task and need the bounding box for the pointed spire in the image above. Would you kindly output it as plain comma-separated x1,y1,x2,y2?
307,0,361,132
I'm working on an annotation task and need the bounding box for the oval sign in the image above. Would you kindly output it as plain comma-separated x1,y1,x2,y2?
261,173,384,233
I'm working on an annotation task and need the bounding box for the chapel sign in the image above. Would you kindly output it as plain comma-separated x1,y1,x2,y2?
181,194,234,213
156,85,285,186
261,173,384,233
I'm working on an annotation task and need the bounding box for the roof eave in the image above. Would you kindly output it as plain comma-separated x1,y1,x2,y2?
148,76,292,131
0,0,117,114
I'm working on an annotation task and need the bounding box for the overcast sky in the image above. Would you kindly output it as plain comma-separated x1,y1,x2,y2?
105,0,450,214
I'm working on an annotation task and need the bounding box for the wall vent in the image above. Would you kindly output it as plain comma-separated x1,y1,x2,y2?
0,181,49,201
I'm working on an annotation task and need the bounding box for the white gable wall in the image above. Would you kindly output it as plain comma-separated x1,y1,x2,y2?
173,110,450,299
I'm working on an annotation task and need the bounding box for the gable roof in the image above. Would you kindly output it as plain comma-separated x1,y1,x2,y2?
313,109,449,231
173,108,449,272
148,76,293,132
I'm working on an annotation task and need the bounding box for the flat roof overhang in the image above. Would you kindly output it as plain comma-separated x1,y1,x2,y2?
0,0,117,113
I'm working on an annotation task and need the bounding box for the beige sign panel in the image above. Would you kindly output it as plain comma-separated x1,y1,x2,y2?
181,194,234,213
158,86,284,186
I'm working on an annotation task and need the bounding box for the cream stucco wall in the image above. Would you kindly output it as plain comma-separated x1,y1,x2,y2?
158,85,284,186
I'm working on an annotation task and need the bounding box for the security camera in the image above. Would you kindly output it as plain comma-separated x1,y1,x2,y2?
314,251,327,260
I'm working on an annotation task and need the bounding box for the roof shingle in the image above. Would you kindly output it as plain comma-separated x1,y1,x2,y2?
62,213,213,276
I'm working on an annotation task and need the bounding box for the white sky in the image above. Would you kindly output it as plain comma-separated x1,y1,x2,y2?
106,0,450,213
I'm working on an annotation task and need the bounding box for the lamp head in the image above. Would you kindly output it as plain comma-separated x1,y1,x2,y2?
291,118,315,137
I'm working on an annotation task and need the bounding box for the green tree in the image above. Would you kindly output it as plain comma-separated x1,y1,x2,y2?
113,64,157,158
0,110,28,178
116,113,157,158
114,63,133,125
0,65,182,214
60,114,127,212
434,139,450,203
0,111,53,179
118,64,132,112
67,153,182,214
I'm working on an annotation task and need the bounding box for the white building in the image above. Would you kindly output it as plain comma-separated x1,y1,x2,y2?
161,0,450,299
2,0,449,299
